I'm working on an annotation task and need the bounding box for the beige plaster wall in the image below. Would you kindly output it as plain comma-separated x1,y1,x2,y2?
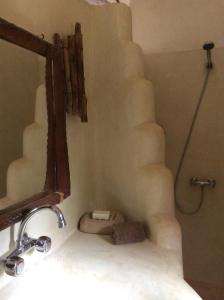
0,42,39,197
130,0,224,54
130,0,224,285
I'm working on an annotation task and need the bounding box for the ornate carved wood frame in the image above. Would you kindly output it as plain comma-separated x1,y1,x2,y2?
0,18,70,231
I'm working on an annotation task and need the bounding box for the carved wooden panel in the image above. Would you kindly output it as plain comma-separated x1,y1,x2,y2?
54,23,88,122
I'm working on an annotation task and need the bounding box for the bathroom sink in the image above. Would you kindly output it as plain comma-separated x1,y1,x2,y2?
0,232,201,300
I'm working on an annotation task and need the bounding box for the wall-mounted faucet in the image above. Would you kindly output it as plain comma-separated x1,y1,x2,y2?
4,206,66,277
190,177,216,188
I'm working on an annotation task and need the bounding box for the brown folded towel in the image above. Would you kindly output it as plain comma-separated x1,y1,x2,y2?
112,222,146,245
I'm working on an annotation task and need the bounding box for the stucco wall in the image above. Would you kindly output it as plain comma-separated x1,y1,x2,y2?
130,0,224,284
131,0,224,54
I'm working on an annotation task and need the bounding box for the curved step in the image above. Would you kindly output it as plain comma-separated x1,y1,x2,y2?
114,122,165,167
23,123,47,163
34,84,47,127
0,196,15,210
139,163,175,217
135,122,165,165
105,3,132,40
120,40,145,79
116,78,156,125
6,158,45,201
108,164,174,221
148,213,182,258
105,40,144,88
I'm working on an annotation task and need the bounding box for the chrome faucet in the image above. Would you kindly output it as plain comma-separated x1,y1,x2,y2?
4,206,66,277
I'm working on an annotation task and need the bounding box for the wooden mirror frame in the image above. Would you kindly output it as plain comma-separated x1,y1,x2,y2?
0,18,70,231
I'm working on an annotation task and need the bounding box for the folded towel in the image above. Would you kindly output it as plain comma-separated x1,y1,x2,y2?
112,222,146,245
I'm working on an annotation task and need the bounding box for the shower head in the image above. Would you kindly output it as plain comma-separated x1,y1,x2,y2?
203,42,215,51
203,41,215,69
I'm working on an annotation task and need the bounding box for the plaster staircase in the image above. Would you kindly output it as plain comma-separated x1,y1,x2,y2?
0,85,47,210
90,5,201,299
114,41,181,252
92,9,182,258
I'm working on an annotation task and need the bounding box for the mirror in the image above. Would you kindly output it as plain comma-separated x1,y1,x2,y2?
0,41,46,204
0,18,70,230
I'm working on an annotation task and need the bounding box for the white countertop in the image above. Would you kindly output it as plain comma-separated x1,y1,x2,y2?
0,231,201,300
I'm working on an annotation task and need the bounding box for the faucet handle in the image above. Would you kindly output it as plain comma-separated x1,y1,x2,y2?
35,236,51,253
5,256,24,277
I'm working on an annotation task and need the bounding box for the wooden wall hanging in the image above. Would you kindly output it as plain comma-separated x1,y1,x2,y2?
55,23,88,122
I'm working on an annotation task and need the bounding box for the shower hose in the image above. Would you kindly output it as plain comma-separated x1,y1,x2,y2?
174,67,212,215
